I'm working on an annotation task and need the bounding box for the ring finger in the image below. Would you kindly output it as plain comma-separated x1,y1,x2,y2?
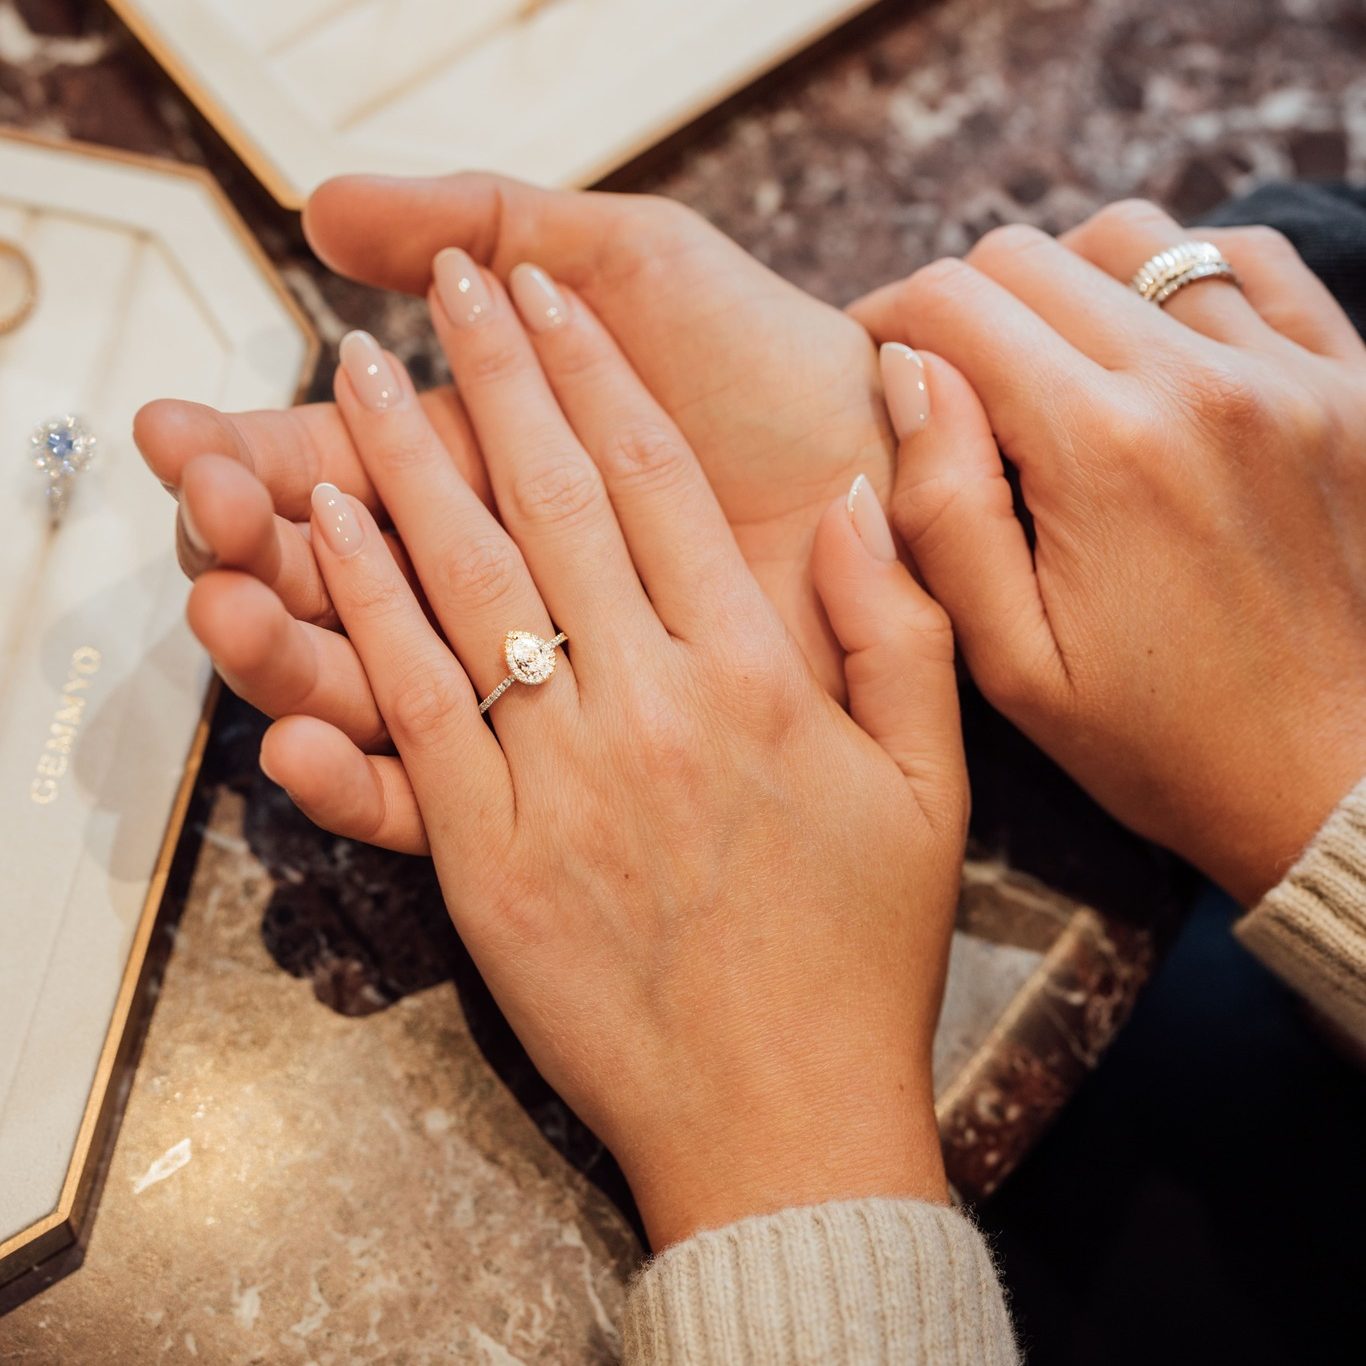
1061,199,1276,347
332,330,574,727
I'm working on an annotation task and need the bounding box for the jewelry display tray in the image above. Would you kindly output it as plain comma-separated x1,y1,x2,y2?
107,0,882,208
0,131,316,1302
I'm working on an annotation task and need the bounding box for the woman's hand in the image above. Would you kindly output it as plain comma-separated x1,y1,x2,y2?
853,199,1366,905
255,256,966,1250
136,171,895,729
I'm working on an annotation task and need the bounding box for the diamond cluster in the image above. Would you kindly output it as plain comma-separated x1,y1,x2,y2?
32,414,96,481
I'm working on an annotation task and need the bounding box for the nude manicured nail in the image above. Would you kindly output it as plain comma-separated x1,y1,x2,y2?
509,263,567,332
880,342,930,438
311,482,363,558
179,499,210,557
846,473,897,562
339,329,400,411
433,247,492,326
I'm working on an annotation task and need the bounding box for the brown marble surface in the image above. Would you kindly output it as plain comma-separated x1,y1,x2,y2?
2,0,1363,1359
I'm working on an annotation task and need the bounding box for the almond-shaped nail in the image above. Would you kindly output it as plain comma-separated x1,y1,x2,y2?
509,263,567,333
433,247,492,327
880,342,930,438
846,473,897,562
311,482,363,558
339,329,400,411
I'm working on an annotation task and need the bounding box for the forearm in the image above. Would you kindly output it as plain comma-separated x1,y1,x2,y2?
1235,775,1366,1043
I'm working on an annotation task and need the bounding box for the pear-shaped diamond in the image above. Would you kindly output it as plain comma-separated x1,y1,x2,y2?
504,631,558,685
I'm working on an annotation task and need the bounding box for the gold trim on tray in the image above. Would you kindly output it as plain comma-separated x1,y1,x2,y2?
0,128,318,1301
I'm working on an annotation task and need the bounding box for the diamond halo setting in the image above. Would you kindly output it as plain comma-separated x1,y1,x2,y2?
504,630,560,685
30,414,97,526
478,630,568,714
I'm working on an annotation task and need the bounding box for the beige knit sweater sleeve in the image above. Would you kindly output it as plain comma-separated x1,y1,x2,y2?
1235,774,1366,1043
621,1197,1017,1364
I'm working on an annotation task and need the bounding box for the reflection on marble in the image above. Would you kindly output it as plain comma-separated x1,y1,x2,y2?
3,789,637,1361
2,0,1363,1357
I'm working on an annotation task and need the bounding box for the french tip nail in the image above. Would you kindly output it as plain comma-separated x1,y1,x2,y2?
846,471,869,515
311,481,364,558
880,342,931,438
338,329,400,410
846,470,898,562
510,261,568,332
179,500,210,556
433,247,492,326
880,340,924,366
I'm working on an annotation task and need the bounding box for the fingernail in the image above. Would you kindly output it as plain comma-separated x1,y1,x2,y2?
433,247,492,327
311,482,364,558
846,473,897,562
880,342,930,438
509,262,567,332
339,329,401,411
179,499,210,557
160,478,180,501
259,746,282,785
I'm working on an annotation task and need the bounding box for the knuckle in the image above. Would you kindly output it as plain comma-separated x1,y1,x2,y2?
1278,383,1334,452
595,196,703,288
896,258,977,326
510,455,603,528
1100,198,1169,231
904,594,954,645
969,222,1053,269
387,665,465,744
463,333,526,386
1233,223,1294,262
345,568,407,619
370,428,437,475
537,327,607,382
1181,358,1268,434
909,255,972,297
626,688,697,777
599,421,689,488
440,534,522,612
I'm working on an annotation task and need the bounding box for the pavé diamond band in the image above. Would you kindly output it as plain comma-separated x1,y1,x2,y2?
479,630,568,715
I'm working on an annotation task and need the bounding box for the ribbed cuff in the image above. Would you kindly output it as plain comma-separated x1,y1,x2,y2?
621,1198,1017,1365
1236,775,1366,1043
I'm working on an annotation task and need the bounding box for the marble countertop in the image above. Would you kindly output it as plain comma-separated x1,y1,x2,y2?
1,0,1362,1359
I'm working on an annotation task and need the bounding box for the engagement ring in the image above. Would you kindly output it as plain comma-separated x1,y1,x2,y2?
31,414,97,527
479,630,568,714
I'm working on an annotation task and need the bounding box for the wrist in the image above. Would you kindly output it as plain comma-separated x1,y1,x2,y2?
617,1080,947,1252
1200,748,1366,908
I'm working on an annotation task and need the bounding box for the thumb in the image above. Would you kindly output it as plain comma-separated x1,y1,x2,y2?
811,474,966,828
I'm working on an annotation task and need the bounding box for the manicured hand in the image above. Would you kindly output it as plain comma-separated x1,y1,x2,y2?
853,200,1366,904
135,172,894,744
257,256,965,1250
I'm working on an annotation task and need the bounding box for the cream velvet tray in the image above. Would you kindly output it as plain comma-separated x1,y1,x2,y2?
107,0,880,208
0,131,316,1299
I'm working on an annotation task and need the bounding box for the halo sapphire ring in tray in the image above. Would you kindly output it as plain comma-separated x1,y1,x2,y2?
31,415,97,527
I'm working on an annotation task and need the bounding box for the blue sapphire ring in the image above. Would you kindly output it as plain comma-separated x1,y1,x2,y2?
31,414,97,526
